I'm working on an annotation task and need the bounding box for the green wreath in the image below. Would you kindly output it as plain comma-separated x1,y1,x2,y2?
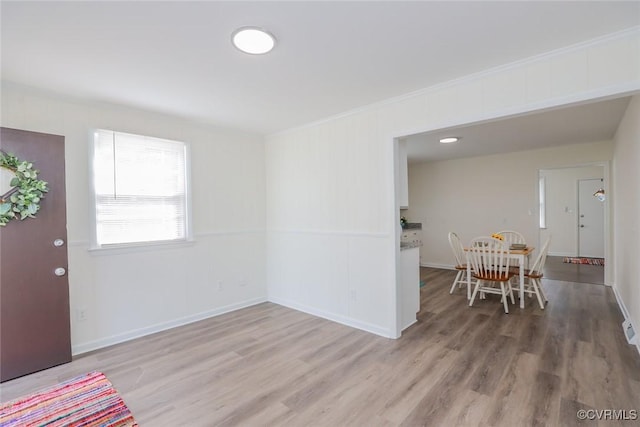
0,151,48,226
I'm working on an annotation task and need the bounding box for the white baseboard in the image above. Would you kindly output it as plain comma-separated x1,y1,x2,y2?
72,297,268,355
268,296,394,339
548,251,574,257
611,284,640,356
420,262,455,270
73,295,395,356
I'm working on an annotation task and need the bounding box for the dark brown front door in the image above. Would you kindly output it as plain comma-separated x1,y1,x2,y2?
1,127,71,382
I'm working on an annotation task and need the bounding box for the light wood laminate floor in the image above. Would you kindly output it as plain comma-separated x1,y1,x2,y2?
2,269,639,426
543,256,605,285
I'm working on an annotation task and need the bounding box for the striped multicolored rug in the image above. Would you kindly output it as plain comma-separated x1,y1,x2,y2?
0,371,137,427
563,257,605,266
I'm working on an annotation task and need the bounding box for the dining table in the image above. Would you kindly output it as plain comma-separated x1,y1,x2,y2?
465,245,535,309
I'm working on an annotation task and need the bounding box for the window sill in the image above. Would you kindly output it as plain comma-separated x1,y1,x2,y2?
88,239,195,256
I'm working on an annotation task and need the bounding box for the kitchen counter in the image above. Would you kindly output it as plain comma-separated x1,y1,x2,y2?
399,222,421,330
400,223,422,250
400,245,420,331
402,222,422,230
401,241,422,250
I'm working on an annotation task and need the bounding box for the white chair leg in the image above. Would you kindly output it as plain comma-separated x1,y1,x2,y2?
538,279,548,303
508,282,515,304
533,279,545,309
449,271,459,294
481,281,494,300
497,282,511,304
500,282,509,314
469,280,482,307
450,270,464,294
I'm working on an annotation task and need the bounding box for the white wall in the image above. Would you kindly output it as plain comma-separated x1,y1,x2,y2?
3,27,638,349
266,28,639,337
265,112,395,337
1,83,267,354
407,143,611,268
612,94,640,350
540,166,605,257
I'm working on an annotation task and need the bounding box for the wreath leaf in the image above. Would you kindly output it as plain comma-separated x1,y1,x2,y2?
0,151,48,226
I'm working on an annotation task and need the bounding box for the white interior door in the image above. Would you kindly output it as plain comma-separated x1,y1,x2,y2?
578,179,605,258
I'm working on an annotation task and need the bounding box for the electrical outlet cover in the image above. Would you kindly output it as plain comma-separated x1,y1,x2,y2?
623,319,637,344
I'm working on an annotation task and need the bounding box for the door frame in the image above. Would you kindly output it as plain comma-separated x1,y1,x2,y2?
577,177,605,258
390,91,632,336
537,161,611,285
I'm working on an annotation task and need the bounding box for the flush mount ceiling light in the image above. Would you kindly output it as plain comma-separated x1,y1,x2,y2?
232,27,276,55
439,137,460,144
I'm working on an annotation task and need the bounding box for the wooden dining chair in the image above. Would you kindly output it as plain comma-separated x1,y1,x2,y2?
495,230,526,247
467,236,515,313
521,236,552,309
495,230,527,271
448,232,470,298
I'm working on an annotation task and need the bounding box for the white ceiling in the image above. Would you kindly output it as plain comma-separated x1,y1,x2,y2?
1,1,639,135
404,96,632,164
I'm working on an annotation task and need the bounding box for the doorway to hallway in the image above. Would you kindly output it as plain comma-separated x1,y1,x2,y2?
539,164,607,285
543,256,604,285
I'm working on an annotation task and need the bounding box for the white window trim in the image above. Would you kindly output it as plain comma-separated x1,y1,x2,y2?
88,129,194,252
539,175,546,229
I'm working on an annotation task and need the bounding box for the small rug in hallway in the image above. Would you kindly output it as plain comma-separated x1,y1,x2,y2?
563,257,605,266
0,371,137,427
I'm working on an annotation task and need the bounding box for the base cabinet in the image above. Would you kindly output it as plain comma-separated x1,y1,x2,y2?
400,247,420,331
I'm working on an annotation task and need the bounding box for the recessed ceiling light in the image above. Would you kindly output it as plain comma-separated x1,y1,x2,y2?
439,137,460,144
232,27,276,55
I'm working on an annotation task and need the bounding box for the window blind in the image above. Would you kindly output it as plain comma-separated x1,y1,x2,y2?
93,129,188,247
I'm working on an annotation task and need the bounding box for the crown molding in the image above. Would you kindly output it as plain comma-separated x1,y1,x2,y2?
269,26,640,139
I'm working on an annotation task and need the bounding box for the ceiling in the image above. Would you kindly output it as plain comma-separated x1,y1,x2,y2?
1,1,639,135
404,96,632,164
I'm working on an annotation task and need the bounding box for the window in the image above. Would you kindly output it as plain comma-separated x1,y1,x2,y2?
539,176,546,229
92,129,189,248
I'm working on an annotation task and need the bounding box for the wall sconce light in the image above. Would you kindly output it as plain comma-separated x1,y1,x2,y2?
593,188,605,202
